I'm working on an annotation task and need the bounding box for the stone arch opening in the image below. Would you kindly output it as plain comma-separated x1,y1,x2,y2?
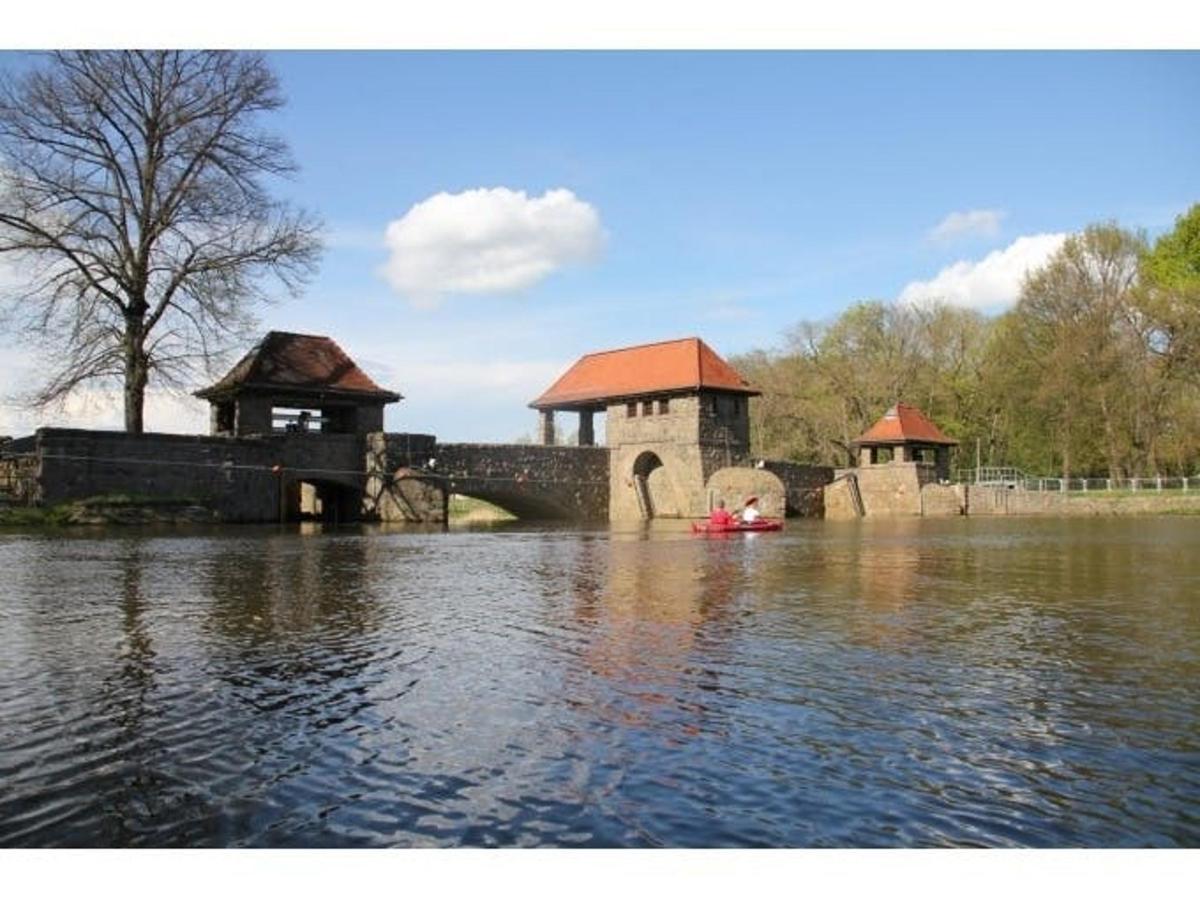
631,451,664,519
448,487,571,521
291,477,361,524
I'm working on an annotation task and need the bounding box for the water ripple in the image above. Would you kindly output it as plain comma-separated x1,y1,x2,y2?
0,518,1198,846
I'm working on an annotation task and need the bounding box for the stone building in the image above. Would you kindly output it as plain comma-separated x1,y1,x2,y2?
530,337,794,520
194,331,401,438
193,331,403,521
852,402,957,481
825,402,964,519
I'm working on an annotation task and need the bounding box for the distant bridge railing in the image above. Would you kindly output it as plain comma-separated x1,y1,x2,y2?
957,467,1200,493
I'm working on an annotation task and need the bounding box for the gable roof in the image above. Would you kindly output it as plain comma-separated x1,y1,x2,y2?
195,331,400,402
854,403,958,446
530,337,759,410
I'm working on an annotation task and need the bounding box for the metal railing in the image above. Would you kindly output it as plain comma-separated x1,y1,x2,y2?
957,467,1200,493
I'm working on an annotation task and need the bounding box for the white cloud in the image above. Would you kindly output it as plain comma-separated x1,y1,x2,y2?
0,384,208,438
380,187,605,306
927,208,1005,244
899,233,1068,310
0,330,211,438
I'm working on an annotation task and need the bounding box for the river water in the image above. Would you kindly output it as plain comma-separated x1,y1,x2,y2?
0,516,1197,848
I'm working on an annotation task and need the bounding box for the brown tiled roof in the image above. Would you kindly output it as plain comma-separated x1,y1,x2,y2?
195,332,400,401
854,403,957,446
530,337,759,410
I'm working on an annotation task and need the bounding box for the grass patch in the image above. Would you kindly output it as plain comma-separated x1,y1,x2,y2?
0,505,73,527
0,493,213,527
448,494,516,524
73,492,206,507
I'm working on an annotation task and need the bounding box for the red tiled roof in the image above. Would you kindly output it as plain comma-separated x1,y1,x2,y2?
195,332,400,401
854,403,957,446
530,337,759,409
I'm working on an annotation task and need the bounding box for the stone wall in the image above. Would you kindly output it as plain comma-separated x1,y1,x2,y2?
696,390,752,461
965,486,1069,516
33,428,280,520
1060,493,1200,515
22,429,612,524
27,427,369,522
960,486,1200,517
920,483,966,516
366,434,611,521
840,462,924,517
21,426,841,525
362,433,442,522
704,467,787,519
437,443,610,520
0,443,39,506
823,476,862,521
760,460,834,517
369,468,448,523
605,392,753,520
607,394,707,520
822,464,963,519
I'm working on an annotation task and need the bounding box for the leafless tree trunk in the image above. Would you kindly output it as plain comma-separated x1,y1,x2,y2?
0,51,322,432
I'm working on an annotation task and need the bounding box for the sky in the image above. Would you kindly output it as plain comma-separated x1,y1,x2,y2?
1,50,1198,442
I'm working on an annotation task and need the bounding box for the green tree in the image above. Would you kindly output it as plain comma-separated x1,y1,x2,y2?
734,213,1200,479
1137,203,1200,382
981,224,1152,479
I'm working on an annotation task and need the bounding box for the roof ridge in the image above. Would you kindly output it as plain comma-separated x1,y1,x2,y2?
262,330,331,340
574,336,700,360
195,331,400,401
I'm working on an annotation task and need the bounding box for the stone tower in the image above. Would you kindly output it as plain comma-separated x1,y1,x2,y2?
529,337,763,520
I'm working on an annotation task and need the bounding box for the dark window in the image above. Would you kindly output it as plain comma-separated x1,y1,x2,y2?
642,401,653,416
215,402,235,433
627,402,637,418
658,398,670,415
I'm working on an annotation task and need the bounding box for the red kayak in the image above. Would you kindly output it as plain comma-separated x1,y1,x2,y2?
691,519,783,534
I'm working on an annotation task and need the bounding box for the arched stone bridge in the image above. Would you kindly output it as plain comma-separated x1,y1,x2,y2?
17,428,827,524
366,433,611,521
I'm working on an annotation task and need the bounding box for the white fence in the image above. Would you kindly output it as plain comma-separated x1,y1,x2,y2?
957,467,1200,493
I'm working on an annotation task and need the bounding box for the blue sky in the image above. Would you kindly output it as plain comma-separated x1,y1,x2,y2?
2,51,1198,441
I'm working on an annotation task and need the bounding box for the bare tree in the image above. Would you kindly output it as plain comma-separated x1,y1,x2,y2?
0,51,321,432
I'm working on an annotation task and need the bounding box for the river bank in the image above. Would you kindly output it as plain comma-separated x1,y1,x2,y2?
0,494,218,527
1063,492,1200,515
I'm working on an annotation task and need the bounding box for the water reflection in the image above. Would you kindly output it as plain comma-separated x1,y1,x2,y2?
96,542,162,843
567,535,742,741
0,519,1197,847
204,531,379,641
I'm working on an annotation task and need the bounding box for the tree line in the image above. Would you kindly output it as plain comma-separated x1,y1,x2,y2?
731,207,1200,479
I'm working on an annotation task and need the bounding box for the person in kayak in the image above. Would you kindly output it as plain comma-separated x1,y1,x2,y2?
739,496,761,524
709,499,735,527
